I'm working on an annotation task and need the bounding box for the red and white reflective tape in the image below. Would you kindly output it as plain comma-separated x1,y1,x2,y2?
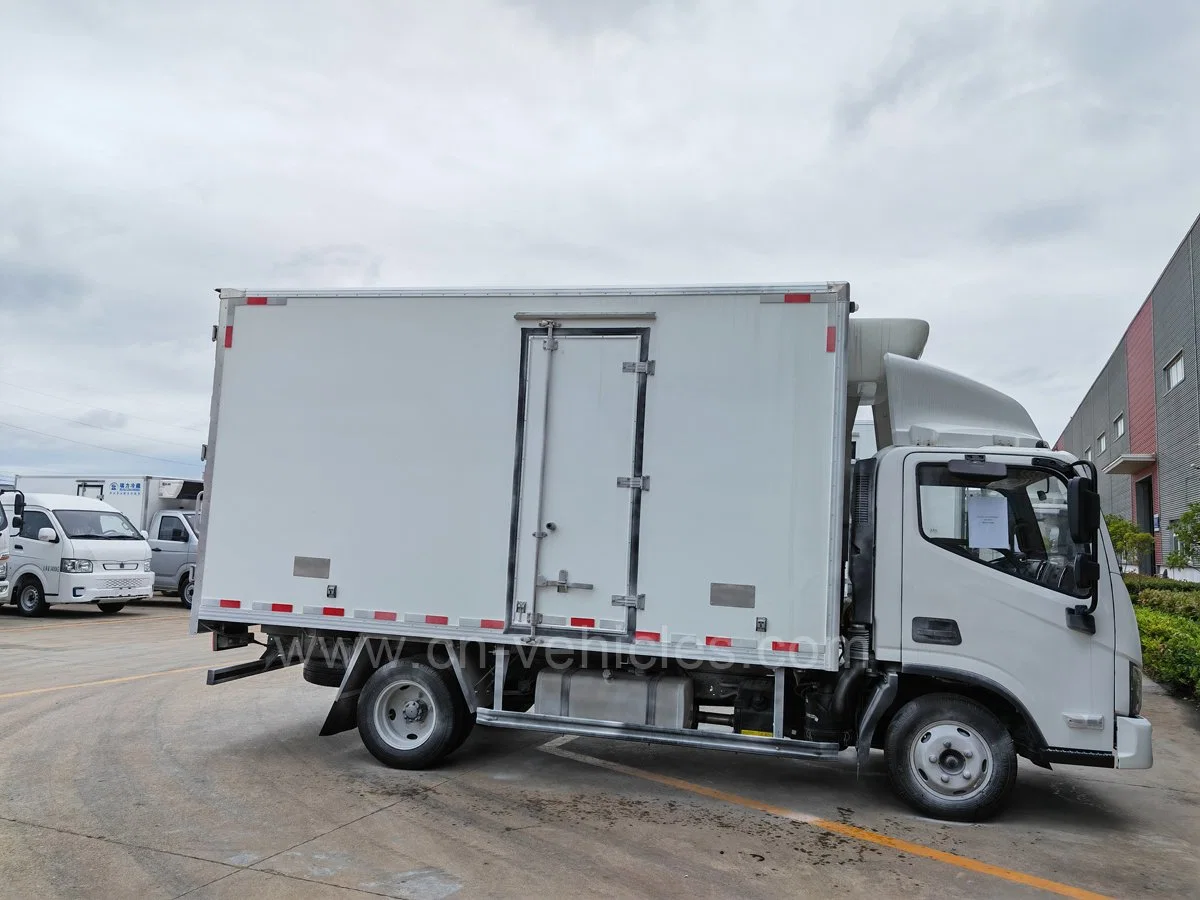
204,602,806,655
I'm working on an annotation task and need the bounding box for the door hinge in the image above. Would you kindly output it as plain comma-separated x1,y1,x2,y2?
616,476,650,491
611,594,645,610
211,325,219,342
622,360,655,375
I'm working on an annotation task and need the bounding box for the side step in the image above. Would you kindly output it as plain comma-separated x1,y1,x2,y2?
477,709,841,760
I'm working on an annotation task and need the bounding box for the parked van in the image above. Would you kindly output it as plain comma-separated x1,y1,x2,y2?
14,475,203,606
1,492,153,616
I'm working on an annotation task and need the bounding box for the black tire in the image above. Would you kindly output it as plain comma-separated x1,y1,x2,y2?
303,658,348,688
884,693,1017,822
302,633,351,687
357,660,459,769
179,575,194,609
98,602,126,614
16,580,48,617
446,685,477,754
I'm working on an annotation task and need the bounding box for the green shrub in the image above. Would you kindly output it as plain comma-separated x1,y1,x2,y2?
1135,607,1200,697
1136,589,1200,621
1123,574,1200,601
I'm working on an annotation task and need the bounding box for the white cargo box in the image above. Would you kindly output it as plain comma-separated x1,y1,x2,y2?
194,285,851,670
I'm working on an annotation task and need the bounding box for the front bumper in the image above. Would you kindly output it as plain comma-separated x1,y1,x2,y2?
1116,715,1153,769
60,572,154,604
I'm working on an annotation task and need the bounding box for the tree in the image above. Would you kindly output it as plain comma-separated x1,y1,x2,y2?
1105,514,1156,570
1167,504,1200,569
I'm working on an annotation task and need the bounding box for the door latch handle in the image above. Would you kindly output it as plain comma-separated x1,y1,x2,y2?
537,569,594,593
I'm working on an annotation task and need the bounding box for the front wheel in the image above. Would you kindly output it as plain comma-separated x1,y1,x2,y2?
884,693,1017,822
180,576,194,609
357,660,460,769
98,602,126,614
16,581,48,617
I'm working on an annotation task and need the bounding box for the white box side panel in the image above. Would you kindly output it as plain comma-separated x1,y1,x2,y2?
201,298,526,622
15,475,151,528
634,299,840,656
200,291,844,659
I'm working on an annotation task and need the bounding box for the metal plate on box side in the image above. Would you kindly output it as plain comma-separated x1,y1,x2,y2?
293,556,331,579
710,582,755,608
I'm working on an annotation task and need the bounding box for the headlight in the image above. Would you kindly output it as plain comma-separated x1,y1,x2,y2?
0,561,7,580
143,559,152,572
61,558,93,574
1129,662,1143,717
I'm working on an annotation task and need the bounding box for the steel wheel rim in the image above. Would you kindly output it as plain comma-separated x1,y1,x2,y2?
183,581,194,604
373,680,438,750
909,719,994,802
19,586,39,612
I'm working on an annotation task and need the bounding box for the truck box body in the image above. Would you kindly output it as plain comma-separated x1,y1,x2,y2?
14,475,204,532
195,285,851,668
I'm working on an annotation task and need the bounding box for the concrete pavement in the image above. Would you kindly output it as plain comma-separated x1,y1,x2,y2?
0,601,1197,898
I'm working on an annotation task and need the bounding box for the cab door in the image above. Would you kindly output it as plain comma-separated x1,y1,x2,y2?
14,509,62,597
900,452,1114,754
149,513,189,591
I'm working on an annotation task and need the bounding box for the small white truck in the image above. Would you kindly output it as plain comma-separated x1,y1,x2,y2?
15,475,203,606
192,284,1151,821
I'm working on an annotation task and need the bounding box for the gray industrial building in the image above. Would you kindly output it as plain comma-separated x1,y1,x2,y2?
1057,212,1200,572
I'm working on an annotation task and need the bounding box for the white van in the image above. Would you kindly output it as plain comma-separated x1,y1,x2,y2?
1,492,153,616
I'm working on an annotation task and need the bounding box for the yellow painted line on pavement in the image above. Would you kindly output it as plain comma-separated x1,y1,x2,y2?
0,664,213,700
539,736,1111,900
3,613,186,633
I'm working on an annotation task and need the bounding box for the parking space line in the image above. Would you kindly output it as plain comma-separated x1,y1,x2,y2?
539,736,1111,900
0,664,213,701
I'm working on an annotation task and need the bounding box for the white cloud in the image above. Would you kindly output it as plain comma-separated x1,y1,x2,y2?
2,0,1199,474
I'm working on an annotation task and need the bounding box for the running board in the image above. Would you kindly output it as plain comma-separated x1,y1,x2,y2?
477,709,841,760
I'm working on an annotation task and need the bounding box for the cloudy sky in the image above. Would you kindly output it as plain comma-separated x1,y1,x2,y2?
3,0,1199,478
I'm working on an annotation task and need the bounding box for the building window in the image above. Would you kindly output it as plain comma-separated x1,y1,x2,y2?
1166,352,1185,391
1115,414,1125,438
1085,447,1092,461
1098,432,1107,454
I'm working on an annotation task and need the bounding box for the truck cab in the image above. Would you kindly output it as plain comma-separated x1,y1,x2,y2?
147,509,199,606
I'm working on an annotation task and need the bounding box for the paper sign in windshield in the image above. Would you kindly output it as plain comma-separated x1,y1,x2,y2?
967,494,1009,549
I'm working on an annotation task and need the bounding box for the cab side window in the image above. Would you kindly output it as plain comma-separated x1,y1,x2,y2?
916,463,1088,599
19,511,55,542
158,515,188,543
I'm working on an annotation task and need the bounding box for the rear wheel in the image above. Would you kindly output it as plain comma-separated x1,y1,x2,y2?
16,580,48,617
358,660,459,769
98,602,125,614
884,693,1017,822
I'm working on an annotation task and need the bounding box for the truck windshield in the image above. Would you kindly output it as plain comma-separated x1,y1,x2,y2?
917,464,1091,599
54,509,143,540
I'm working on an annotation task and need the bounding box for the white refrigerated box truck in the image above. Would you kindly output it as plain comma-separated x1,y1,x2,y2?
192,284,1151,821
16,475,204,605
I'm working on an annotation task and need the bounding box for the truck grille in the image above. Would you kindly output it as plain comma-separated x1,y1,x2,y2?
98,577,150,591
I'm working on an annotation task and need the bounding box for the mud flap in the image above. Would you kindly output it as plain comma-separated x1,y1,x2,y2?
856,668,899,775
318,635,375,737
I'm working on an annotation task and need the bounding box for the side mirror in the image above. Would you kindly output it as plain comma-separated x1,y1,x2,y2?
1068,476,1101,544
12,493,24,520
37,527,58,543
11,516,22,531
140,530,149,540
